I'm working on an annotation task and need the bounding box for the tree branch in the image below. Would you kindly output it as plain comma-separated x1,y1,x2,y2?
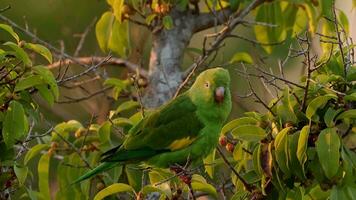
193,8,233,33
175,0,265,97
49,56,148,80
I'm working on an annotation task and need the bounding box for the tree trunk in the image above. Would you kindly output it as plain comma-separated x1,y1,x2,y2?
142,10,195,108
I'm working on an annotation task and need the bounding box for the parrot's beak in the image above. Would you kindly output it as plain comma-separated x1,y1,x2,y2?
214,87,225,103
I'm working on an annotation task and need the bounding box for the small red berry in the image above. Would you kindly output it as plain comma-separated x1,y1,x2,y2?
219,136,227,146
226,143,235,153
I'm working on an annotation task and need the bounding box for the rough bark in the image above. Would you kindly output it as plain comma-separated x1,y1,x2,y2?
142,9,232,108
142,10,194,108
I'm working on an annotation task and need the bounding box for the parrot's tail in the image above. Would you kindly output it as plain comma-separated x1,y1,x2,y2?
71,162,118,185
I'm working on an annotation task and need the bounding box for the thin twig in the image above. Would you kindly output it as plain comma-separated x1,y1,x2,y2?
175,0,264,97
56,87,112,104
216,147,254,192
48,56,147,78
73,18,97,57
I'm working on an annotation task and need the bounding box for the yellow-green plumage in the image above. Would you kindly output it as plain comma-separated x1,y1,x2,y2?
73,67,231,184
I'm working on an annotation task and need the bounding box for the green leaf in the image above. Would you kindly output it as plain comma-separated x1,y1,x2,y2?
297,126,309,165
4,41,32,66
336,109,356,121
38,153,50,200
108,20,130,57
0,24,20,42
252,144,262,175
148,169,172,198
94,183,134,200
306,94,337,120
321,21,335,56
230,52,253,64
98,121,112,151
345,93,356,102
229,0,239,10
288,132,305,180
116,100,139,113
145,14,157,25
221,117,258,135
254,2,285,54
33,65,59,99
36,84,55,106
51,120,83,141
320,0,333,18
316,128,340,179
162,16,173,30
274,127,291,176
203,149,215,178
96,12,114,52
24,144,50,165
141,186,167,199
324,108,342,127
2,101,28,148
303,2,317,34
338,10,349,35
14,75,45,92
33,65,59,100
14,164,28,186
191,182,218,199
231,125,267,142
24,43,53,63
113,0,124,22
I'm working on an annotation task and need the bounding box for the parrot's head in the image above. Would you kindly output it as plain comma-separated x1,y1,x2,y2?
189,67,231,114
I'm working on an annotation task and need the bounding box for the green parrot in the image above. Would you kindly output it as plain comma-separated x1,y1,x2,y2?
73,67,231,184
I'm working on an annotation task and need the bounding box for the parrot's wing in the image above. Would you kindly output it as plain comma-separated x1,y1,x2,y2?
102,93,204,162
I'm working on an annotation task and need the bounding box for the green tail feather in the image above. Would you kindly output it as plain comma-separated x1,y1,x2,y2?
72,147,166,184
72,162,118,185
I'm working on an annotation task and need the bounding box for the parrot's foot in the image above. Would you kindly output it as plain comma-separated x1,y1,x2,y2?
170,165,192,184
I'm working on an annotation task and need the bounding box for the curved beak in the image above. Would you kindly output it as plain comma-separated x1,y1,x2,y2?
214,87,225,103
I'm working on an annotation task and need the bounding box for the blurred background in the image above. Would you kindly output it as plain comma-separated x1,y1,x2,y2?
0,0,355,124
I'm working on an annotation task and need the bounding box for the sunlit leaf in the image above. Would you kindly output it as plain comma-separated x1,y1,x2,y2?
203,149,215,178
38,153,50,200
24,144,50,165
316,128,340,179
141,186,167,199
274,127,291,176
96,12,114,52
336,109,356,121
338,10,349,35
296,126,309,165
306,94,337,120
113,0,124,22
116,100,139,113
145,14,157,25
24,43,52,63
231,125,266,142
221,117,258,135
0,24,20,42
191,182,218,199
14,75,45,92
14,164,28,186
94,183,134,200
230,52,253,64
4,41,32,66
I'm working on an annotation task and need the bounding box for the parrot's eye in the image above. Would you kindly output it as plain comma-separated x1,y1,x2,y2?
204,82,210,88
